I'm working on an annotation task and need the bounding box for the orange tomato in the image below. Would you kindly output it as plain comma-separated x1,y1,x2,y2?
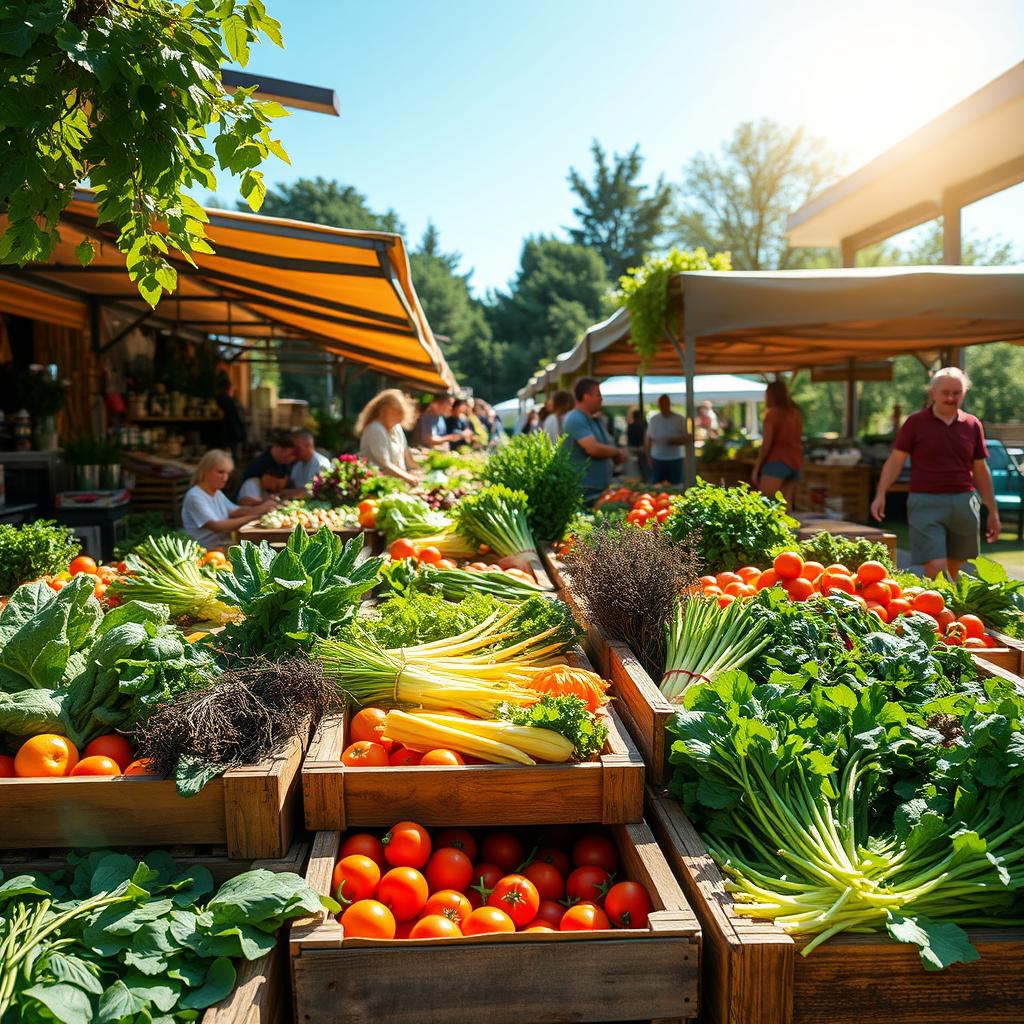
332,855,381,905
957,614,986,640
351,708,393,753
824,563,851,577
866,602,890,623
821,572,856,595
964,637,988,649
715,571,742,588
724,581,750,598
523,923,556,932
462,907,516,935
341,741,389,767
755,568,779,590
83,734,133,771
881,578,902,599
912,590,946,617
0,755,15,778
855,561,888,585
737,566,762,583
783,577,815,602
123,758,159,776
15,735,78,777
559,902,611,931
69,555,98,576
70,755,120,777
423,889,473,925
417,546,443,566
389,747,423,766
340,900,396,939
410,914,463,939
436,559,457,571
419,749,465,766
773,551,804,581
389,538,418,561
800,561,824,582
860,581,892,606
342,833,387,869
717,594,735,609
887,598,912,617
699,575,717,587
377,866,429,921
358,499,378,515
358,511,377,529
702,585,723,597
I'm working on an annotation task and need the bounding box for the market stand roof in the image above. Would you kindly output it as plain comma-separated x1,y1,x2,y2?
0,189,455,391
519,266,1024,396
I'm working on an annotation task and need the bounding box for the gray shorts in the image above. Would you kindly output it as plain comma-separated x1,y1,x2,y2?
907,491,981,564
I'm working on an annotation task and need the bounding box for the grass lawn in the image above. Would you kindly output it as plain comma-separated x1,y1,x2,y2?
885,520,1024,578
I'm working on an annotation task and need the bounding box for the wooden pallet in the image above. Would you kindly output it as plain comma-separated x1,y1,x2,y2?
1,727,310,858
290,824,700,1024
0,841,308,1024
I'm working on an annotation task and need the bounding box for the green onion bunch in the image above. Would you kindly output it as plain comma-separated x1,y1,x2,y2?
452,485,537,558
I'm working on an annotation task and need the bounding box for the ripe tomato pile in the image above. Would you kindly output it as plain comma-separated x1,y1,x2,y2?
340,709,483,768
334,821,653,940
387,538,537,585
698,551,1001,648
622,492,675,527
0,732,156,779
357,499,378,530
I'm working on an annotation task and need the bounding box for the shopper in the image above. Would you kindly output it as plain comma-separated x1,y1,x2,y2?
644,395,690,485
182,449,277,550
696,400,721,439
516,408,541,436
563,377,625,504
445,397,474,450
871,367,999,578
751,379,804,509
358,389,422,485
542,390,574,443
238,431,296,502
288,430,332,490
237,471,288,504
473,399,507,447
415,394,469,450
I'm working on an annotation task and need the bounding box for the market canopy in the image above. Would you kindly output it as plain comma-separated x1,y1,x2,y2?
520,265,1024,395
0,189,456,391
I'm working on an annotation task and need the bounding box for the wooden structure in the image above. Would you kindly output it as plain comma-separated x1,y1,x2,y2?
290,824,701,1024
0,728,310,858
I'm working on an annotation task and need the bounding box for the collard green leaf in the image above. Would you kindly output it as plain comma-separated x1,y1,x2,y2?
46,953,104,995
96,979,139,1023
178,957,236,1010
22,982,94,1024
884,913,980,971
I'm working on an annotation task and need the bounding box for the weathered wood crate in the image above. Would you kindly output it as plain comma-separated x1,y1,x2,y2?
0,841,308,1024
1,728,310,858
974,629,1024,675
290,823,700,1024
647,789,1024,1024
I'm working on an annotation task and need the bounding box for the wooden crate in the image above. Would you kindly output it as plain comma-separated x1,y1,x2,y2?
130,473,190,524
236,524,375,548
647,788,1024,1024
1,728,309,858
0,841,308,1024
291,824,700,1024
976,630,1024,675
302,702,645,829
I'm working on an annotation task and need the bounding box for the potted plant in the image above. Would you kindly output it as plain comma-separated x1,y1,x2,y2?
63,437,122,489
20,365,68,450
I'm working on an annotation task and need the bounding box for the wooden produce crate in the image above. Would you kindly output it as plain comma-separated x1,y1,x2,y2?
291,824,700,1024
647,789,1024,1024
236,524,374,549
1,728,310,859
0,841,308,1024
302,702,645,829
130,473,190,524
974,629,1024,675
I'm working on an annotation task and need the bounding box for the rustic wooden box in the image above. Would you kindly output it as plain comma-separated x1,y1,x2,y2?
972,630,1024,675
1,728,309,859
0,841,308,1024
236,524,379,551
647,788,1024,1024
290,823,700,1024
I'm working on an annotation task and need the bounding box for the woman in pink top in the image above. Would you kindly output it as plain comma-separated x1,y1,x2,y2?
751,379,804,508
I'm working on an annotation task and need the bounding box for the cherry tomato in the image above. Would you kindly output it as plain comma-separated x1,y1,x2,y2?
383,821,432,868
604,881,652,928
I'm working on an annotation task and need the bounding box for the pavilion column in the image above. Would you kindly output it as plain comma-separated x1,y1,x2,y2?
684,333,697,486
941,193,966,370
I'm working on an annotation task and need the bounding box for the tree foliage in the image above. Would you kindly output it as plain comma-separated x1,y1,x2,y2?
567,140,673,279
674,119,839,270
254,176,403,233
0,0,290,306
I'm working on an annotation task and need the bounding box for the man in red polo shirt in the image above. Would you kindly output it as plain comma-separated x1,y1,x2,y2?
871,367,1000,579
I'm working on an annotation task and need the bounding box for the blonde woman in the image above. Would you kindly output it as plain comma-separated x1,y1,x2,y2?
357,389,421,484
181,449,278,549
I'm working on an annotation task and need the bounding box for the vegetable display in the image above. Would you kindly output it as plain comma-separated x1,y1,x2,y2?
307,455,374,506
373,493,452,543
0,520,80,596
795,531,894,574
452,485,538,560
256,501,358,532
381,559,543,602
932,555,1024,639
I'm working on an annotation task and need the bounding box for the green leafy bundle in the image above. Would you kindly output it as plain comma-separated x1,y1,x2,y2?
483,432,583,543
217,526,383,659
452,485,537,558
497,695,608,760
668,616,1024,970
0,577,214,749
373,493,451,543
379,558,543,603
794,531,893,572
663,479,797,572
932,556,1024,637
0,850,335,1023
0,521,79,595
347,590,505,649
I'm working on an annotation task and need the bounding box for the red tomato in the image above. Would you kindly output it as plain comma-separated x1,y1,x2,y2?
783,577,815,602
912,590,946,617
756,568,779,590
957,614,986,640
560,902,611,931
377,867,429,921
425,848,474,893
529,900,566,928
488,874,540,927
523,861,565,901
534,846,572,878
462,907,515,935
566,865,612,904
467,862,504,905
866,602,890,624
389,538,418,561
418,749,465,766
434,828,478,863
69,555,98,576
887,598,912,617
383,821,432,868
882,577,902,599
332,855,381,905
410,914,462,939
936,608,956,632
393,918,416,939
342,833,386,869
340,900,395,939
422,889,472,925
480,832,525,873
604,881,652,929
83,734,133,771
717,594,736,608
341,741,389,767
773,551,803,581
388,747,423,766
860,581,892,606
70,755,120,777
417,546,443,566
350,708,393,753
573,834,620,872
855,561,888,585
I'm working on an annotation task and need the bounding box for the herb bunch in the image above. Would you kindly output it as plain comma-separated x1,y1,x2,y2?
0,521,79,595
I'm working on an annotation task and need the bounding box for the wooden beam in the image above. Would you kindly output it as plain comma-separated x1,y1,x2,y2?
221,70,339,116
840,200,941,255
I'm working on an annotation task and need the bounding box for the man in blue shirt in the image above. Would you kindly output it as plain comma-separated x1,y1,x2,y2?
563,377,625,504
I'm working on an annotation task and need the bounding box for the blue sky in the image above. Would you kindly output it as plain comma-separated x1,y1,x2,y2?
215,0,1024,295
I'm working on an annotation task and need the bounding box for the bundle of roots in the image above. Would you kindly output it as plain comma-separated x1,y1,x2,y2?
134,656,340,775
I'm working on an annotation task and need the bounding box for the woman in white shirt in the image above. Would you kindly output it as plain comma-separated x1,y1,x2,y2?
181,450,278,550
542,390,574,443
357,389,421,485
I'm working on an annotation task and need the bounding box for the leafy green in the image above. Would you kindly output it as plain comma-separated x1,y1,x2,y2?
482,432,583,543
496,695,608,759
452,485,537,557
0,520,80,595
663,479,797,572
373,493,450,543
379,558,543,603
931,555,1024,636
348,590,504,648
217,525,383,659
793,531,894,572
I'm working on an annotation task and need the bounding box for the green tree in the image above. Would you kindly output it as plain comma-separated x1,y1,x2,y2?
486,237,612,398
674,119,840,269
409,224,501,399
253,176,403,233
567,141,673,279
0,0,288,305
857,219,1017,267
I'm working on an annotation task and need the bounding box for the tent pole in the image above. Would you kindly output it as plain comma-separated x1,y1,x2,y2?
844,358,858,439
684,334,696,485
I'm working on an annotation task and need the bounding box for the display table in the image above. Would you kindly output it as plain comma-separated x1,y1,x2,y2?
792,513,898,562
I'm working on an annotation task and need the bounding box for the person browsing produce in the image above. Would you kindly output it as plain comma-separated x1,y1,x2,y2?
871,366,999,579
358,389,422,485
181,449,278,549
644,394,690,485
751,379,803,508
563,377,625,505
288,429,332,490
237,432,296,504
